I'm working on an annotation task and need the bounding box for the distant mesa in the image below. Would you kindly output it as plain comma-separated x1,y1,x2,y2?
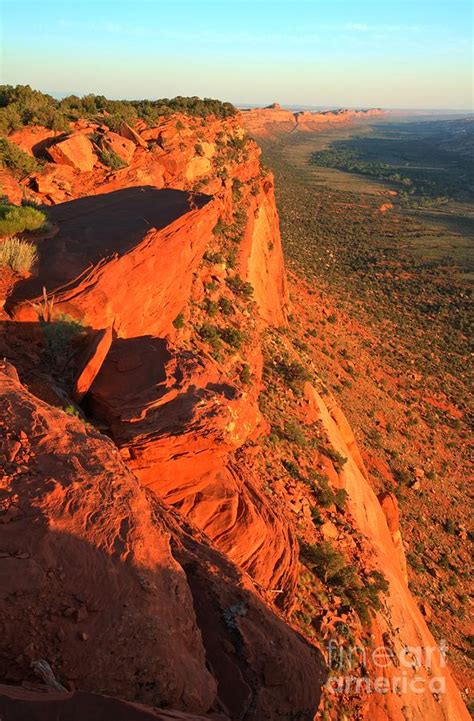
240,102,386,136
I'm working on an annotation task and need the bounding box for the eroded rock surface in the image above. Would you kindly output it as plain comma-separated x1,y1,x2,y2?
0,361,326,720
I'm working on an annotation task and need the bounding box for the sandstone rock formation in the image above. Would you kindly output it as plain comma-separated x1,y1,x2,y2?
308,386,469,721
0,361,326,719
46,133,97,171
0,104,469,721
100,130,136,164
240,103,386,136
7,187,220,336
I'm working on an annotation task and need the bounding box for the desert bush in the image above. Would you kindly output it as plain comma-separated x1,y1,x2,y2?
0,137,41,177
172,312,185,329
317,443,347,472
300,541,388,624
203,298,218,317
203,250,223,264
239,363,251,385
334,488,349,511
0,236,38,272
42,314,84,365
0,202,46,237
309,470,337,508
226,275,254,298
198,322,222,352
301,541,346,582
282,458,301,479
98,149,127,170
219,326,244,349
282,419,307,447
218,296,234,315
275,358,311,393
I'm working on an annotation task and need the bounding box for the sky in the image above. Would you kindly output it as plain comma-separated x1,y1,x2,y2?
0,0,472,110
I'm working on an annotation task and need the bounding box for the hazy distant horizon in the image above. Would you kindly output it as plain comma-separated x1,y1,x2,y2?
14,86,474,117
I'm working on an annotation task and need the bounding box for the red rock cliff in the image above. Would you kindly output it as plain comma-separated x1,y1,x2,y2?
0,107,469,721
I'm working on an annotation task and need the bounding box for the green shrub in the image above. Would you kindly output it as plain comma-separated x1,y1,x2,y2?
301,541,346,582
173,312,185,329
203,250,223,264
317,443,347,472
198,322,221,352
334,488,349,511
0,203,46,237
203,298,218,317
392,465,412,486
227,248,237,269
98,149,127,170
311,507,323,526
308,470,338,508
219,326,243,349
226,275,254,298
300,541,388,624
0,236,38,272
282,458,301,479
42,314,84,365
0,137,40,177
275,358,311,393
239,363,251,385
218,296,234,315
282,419,307,447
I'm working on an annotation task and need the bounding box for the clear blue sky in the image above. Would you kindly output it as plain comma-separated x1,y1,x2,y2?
1,0,472,109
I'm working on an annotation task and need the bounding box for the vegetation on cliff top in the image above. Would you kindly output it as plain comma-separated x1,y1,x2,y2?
0,136,42,177
0,84,237,136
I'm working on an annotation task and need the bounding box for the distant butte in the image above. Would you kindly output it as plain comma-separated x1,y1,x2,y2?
240,103,386,136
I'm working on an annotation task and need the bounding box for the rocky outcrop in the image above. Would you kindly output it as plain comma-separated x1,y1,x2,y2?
73,326,114,401
378,491,408,581
0,361,326,719
0,361,216,712
87,336,298,598
239,179,288,326
100,130,136,164
306,384,470,721
1,105,469,721
7,187,220,337
240,104,386,136
46,134,97,172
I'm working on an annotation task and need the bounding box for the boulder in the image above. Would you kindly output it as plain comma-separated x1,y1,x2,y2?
46,134,97,172
118,121,148,148
100,131,136,165
321,520,339,540
185,156,212,182
73,326,114,402
31,164,75,202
